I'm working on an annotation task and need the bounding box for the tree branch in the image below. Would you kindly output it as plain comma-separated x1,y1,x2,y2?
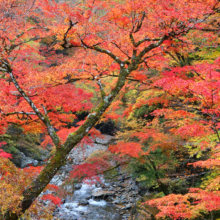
129,34,161,48
136,34,169,62
80,39,127,64
61,20,78,49
3,61,61,148
1,111,36,116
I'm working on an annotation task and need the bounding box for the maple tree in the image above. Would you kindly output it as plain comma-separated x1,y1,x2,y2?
0,0,220,219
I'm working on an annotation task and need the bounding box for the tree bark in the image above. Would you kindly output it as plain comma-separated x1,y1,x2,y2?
3,33,168,219
4,67,131,220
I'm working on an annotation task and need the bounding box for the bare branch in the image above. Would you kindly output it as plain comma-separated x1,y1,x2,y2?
61,20,78,49
129,34,161,48
1,111,36,116
111,42,131,59
80,39,126,64
3,60,61,148
140,35,168,57
132,12,146,33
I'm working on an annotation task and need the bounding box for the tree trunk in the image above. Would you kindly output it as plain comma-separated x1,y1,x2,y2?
4,68,130,220
4,33,168,219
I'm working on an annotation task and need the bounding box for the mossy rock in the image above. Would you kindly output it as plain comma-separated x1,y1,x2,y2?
15,133,49,161
1,125,50,167
2,145,24,167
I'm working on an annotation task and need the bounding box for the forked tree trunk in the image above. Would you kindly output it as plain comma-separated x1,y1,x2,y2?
4,68,130,220
4,33,168,219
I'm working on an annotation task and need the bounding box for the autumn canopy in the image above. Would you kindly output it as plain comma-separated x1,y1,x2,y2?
0,0,220,219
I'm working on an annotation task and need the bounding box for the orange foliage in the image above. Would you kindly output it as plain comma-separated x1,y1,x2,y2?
0,0,220,218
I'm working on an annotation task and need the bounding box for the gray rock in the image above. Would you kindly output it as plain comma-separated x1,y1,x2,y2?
79,199,89,206
133,191,139,195
112,213,121,220
75,183,82,190
125,203,132,209
20,152,38,168
95,135,115,145
79,211,86,215
68,143,108,164
92,189,115,199
112,200,120,204
131,185,139,191
85,195,91,200
118,176,125,181
120,195,127,200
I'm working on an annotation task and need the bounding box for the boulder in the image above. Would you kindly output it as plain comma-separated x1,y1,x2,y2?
85,195,92,200
20,152,38,168
79,199,89,206
74,183,82,190
92,189,115,199
2,126,50,167
68,143,108,164
95,135,116,145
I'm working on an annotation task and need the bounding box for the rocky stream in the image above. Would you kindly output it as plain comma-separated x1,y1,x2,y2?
45,135,145,220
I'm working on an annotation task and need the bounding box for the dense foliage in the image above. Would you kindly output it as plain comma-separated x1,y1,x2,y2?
0,0,220,219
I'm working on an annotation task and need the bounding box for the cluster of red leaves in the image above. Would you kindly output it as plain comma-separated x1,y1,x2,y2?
41,194,62,206
0,150,12,159
0,142,11,159
147,188,220,220
0,0,219,218
109,141,145,158
46,184,59,191
69,157,111,183
141,56,220,218
23,166,43,178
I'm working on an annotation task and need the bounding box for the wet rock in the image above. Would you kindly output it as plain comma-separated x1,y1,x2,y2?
65,204,73,210
133,191,139,195
118,175,125,182
92,189,115,199
79,199,89,206
125,203,132,209
131,185,139,191
112,213,121,220
75,183,82,190
123,213,130,219
79,211,86,215
85,195,92,200
112,200,120,204
120,195,127,200
121,206,127,210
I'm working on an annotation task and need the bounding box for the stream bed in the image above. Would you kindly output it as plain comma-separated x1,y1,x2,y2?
54,183,122,220
49,135,141,220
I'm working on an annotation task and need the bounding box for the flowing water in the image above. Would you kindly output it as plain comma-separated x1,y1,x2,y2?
55,183,122,220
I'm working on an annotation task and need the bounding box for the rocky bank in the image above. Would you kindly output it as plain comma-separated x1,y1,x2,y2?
46,134,143,220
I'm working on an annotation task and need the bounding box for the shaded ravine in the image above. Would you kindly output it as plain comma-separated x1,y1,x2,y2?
47,135,141,220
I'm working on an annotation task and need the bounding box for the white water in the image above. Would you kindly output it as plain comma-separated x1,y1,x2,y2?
55,183,121,220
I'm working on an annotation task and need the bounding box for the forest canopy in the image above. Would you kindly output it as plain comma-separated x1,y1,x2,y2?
0,0,220,219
